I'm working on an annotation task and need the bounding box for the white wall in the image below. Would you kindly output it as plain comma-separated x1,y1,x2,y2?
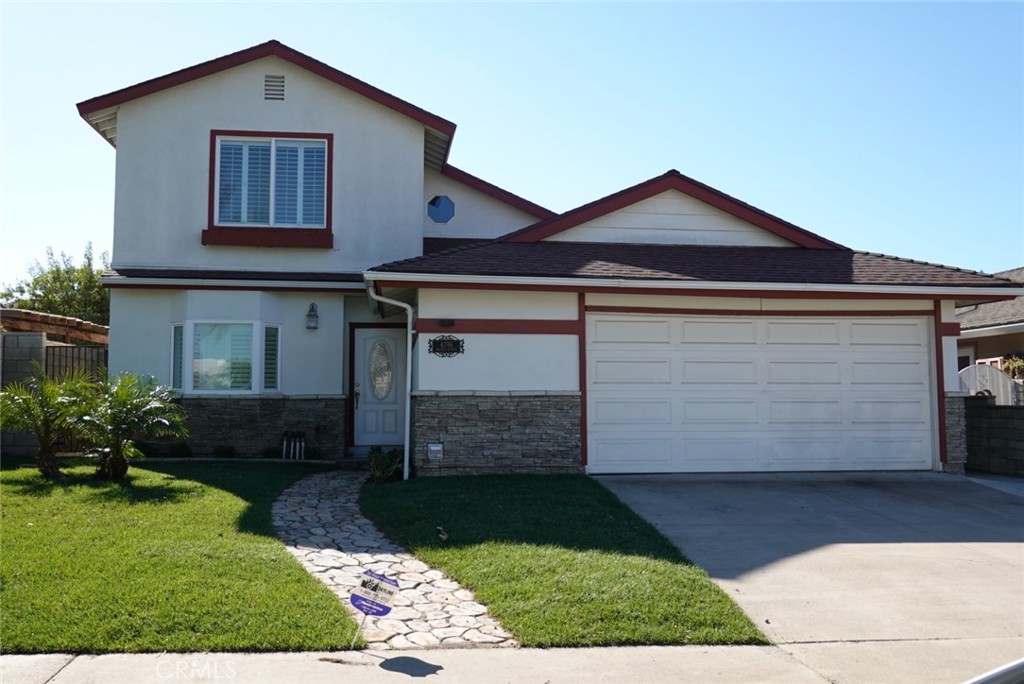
586,293,933,312
113,57,425,273
422,168,539,239
108,288,346,395
545,190,796,246
419,289,578,319
416,334,578,391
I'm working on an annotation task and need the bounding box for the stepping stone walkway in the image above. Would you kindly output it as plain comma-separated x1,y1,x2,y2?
272,471,517,650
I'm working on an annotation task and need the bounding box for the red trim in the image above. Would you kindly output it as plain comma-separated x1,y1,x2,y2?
503,170,844,250
204,130,334,248
373,280,960,300
933,301,948,465
577,293,588,468
440,165,556,219
77,40,456,140
416,319,577,335
586,305,935,318
936,321,961,336
347,322,406,450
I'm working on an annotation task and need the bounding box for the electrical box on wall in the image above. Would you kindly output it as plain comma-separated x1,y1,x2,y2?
427,443,444,461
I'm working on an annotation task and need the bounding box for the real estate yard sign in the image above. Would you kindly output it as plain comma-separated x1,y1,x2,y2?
349,570,399,647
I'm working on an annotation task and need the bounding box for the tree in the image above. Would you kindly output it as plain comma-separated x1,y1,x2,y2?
0,365,93,479
1,244,110,325
76,373,188,481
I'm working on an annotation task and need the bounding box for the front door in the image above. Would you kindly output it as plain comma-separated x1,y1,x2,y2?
353,327,406,447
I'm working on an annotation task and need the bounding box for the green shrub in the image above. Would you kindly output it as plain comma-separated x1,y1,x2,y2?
213,445,237,459
368,446,403,483
168,441,193,459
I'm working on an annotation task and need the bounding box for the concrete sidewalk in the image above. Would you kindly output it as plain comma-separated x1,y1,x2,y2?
5,642,1019,684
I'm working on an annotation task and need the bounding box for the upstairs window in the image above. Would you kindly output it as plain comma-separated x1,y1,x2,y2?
216,136,327,228
205,131,333,248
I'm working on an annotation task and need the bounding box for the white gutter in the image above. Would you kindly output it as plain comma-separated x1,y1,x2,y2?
366,272,1024,299
365,286,415,481
959,322,1024,339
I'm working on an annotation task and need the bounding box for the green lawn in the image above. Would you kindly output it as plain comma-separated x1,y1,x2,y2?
1,462,359,653
359,475,767,647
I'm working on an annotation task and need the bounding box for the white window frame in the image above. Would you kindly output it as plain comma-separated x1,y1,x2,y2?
213,135,328,229
170,321,282,395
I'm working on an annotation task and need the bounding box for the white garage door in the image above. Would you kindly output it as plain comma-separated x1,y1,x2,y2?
587,314,935,473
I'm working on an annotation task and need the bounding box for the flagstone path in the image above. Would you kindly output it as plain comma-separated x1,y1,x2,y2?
272,471,517,650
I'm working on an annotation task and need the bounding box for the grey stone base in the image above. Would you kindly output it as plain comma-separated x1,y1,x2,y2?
965,395,1024,476
177,396,346,460
411,392,582,476
943,393,967,475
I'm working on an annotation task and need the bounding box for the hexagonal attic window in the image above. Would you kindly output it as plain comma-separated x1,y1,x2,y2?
427,195,455,223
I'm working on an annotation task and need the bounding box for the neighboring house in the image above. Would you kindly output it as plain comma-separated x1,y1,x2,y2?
78,40,1022,476
956,267,1024,369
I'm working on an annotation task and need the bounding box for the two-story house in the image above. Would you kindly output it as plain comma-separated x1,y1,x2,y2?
78,40,1021,477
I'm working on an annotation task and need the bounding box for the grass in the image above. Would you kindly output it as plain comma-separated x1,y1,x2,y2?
0,461,359,653
359,474,767,648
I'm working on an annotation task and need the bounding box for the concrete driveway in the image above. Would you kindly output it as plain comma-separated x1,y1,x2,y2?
597,473,1024,684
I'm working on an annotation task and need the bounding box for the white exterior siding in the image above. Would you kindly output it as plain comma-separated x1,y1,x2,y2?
416,334,578,391
418,289,578,319
108,288,346,395
586,293,934,312
422,168,540,239
112,57,425,273
545,190,796,246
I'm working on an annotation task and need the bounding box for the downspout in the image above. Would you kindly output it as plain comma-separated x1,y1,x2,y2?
365,280,415,481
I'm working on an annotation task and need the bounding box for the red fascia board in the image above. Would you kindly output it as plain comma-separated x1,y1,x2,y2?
202,228,333,248
504,170,845,250
440,165,557,220
76,40,456,138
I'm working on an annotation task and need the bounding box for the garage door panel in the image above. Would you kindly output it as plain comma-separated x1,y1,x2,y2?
591,436,673,472
591,318,671,344
766,321,840,345
587,314,934,474
768,399,843,424
683,437,760,471
767,360,842,385
682,359,757,384
681,320,757,344
682,399,759,423
592,358,671,384
593,397,672,424
851,360,928,385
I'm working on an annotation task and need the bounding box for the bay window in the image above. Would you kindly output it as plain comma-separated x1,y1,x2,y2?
171,322,281,393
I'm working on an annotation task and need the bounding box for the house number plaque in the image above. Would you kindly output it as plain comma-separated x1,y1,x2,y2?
428,335,465,358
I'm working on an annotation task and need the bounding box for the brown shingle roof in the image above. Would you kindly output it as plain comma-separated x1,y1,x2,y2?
957,267,1024,329
370,242,1016,288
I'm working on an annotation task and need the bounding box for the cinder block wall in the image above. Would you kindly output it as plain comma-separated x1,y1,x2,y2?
965,395,1024,476
1,333,46,457
411,392,582,475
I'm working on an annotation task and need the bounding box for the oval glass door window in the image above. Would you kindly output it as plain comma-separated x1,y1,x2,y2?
370,340,394,400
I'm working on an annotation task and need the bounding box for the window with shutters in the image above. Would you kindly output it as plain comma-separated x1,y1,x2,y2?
204,130,333,248
170,322,281,394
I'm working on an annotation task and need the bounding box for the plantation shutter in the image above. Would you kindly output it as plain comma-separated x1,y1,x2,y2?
172,325,183,389
263,326,280,391
218,143,244,223
274,143,299,225
246,143,271,224
229,326,253,390
302,144,326,226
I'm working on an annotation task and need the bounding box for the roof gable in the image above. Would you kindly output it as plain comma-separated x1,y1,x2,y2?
76,39,456,164
503,170,845,250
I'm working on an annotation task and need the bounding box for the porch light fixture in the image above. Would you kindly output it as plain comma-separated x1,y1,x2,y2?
305,303,319,330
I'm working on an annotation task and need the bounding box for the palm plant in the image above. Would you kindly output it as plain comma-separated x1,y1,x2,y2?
76,373,188,480
0,365,93,479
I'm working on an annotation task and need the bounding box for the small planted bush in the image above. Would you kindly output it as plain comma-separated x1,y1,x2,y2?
367,446,403,483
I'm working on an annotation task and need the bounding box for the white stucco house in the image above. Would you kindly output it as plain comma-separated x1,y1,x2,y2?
78,40,1021,476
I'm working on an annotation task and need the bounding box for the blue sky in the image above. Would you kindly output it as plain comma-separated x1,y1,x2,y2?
1,2,1021,285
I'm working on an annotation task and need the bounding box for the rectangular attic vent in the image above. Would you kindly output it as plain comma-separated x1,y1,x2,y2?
264,75,285,100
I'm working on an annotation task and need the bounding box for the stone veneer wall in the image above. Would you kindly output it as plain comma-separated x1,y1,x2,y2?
411,392,582,476
943,393,967,475
177,396,346,460
965,395,1024,476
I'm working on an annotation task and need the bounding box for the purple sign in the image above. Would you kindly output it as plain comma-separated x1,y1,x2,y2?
350,570,399,617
